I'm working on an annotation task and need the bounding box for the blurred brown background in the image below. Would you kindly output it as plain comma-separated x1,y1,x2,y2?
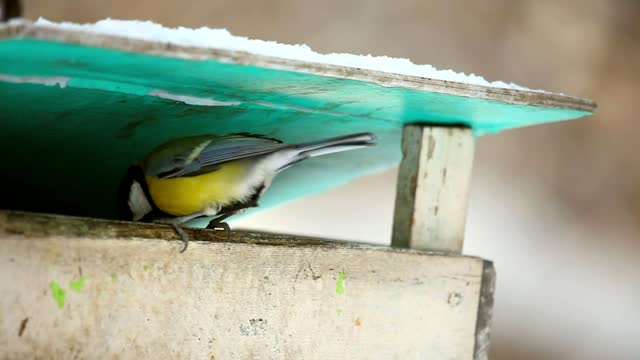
22,0,640,358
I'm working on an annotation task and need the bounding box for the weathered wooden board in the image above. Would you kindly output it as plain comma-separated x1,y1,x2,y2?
0,211,494,359
392,126,475,253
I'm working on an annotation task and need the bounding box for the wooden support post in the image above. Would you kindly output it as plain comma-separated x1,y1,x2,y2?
392,125,475,253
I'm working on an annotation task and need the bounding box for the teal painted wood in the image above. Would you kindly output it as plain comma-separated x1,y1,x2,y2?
0,38,594,222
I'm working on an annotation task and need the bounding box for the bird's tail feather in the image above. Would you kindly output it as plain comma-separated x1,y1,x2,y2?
294,132,377,158
273,132,376,172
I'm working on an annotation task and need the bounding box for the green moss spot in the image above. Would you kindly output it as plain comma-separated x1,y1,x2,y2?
143,264,150,272
336,271,346,295
111,273,118,282
50,281,65,309
69,276,87,293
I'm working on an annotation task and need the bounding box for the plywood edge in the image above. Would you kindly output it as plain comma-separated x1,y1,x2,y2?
0,19,29,38
473,260,496,360
1,19,596,112
0,210,482,261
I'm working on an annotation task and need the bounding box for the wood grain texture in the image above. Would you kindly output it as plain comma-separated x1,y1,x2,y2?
0,211,490,359
391,125,475,253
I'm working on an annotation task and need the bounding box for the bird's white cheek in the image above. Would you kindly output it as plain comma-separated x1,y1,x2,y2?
128,181,153,221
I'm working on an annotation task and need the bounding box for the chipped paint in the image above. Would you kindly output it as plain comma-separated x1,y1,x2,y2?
354,318,361,327
239,318,268,336
69,276,87,292
0,74,69,88
50,281,66,309
336,271,346,295
147,89,240,106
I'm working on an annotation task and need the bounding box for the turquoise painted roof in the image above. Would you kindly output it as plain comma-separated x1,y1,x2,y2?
0,35,595,223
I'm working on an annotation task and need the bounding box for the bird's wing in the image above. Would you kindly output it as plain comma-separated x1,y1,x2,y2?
144,134,289,179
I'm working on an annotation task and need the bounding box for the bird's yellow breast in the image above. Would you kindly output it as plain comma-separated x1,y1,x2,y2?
145,160,248,216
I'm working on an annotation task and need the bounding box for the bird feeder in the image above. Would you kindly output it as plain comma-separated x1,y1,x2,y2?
0,19,596,359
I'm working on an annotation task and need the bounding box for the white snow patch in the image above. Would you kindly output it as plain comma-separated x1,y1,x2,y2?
147,89,240,106
34,18,537,91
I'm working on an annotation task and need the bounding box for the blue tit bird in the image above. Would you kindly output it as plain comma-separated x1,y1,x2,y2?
117,132,377,252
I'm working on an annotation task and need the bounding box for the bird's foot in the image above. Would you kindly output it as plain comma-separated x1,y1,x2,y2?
153,218,191,253
171,223,190,253
206,220,231,239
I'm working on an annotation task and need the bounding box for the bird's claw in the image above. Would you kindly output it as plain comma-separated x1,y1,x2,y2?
206,220,231,239
152,218,191,253
170,223,190,253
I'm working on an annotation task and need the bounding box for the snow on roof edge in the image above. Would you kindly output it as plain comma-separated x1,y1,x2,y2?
34,18,540,92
